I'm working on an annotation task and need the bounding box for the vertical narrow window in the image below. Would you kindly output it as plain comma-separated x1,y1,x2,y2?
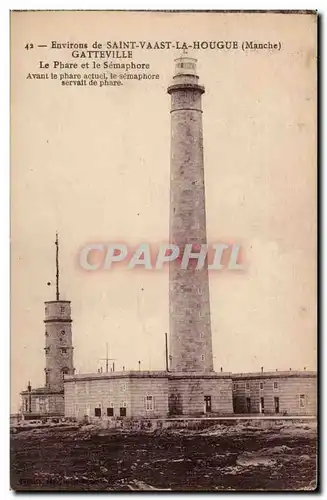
260,397,265,414
45,369,50,386
299,394,306,408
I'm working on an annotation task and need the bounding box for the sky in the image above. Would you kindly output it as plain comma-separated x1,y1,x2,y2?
11,11,317,411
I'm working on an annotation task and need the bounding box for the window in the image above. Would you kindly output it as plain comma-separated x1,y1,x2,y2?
245,382,250,390
44,347,50,355
107,407,114,417
62,367,69,379
45,331,49,337
94,407,101,417
201,354,205,361
273,381,279,391
233,383,237,390
200,332,204,338
260,382,264,390
299,394,306,408
60,306,65,313
145,395,154,411
121,383,126,392
260,397,265,414
61,330,65,335
45,369,50,386
60,347,68,354
204,395,212,413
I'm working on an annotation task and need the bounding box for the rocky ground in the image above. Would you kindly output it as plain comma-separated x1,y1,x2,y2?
10,420,317,491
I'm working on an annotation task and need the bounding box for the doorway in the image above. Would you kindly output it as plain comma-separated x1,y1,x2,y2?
246,397,251,413
274,397,280,414
120,407,127,417
204,395,212,413
260,397,265,414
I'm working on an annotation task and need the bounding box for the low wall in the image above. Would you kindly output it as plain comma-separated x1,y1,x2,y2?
84,414,316,432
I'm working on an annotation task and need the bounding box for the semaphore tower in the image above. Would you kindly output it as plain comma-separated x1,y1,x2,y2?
20,234,74,418
44,233,74,391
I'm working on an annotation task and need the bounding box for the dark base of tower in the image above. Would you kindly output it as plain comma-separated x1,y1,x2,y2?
168,371,233,416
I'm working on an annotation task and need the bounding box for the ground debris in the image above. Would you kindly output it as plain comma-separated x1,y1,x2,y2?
11,422,317,491
126,479,171,491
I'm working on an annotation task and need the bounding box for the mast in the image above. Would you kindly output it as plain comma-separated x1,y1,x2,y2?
106,342,109,373
55,232,60,301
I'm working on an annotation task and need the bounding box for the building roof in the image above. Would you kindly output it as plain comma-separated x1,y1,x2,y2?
64,370,233,383
20,387,64,395
64,370,169,382
231,370,317,380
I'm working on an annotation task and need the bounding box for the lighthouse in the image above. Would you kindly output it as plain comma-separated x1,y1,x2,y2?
167,56,233,416
168,55,213,373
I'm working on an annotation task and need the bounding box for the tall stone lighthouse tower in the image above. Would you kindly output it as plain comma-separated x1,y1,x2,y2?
168,55,213,373
44,233,74,392
167,56,233,416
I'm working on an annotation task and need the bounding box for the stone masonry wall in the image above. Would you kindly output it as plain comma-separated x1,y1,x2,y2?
44,301,74,392
232,373,317,416
64,374,169,419
169,83,213,373
168,375,233,416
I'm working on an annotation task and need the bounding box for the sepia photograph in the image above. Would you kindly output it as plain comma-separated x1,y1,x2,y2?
10,10,317,491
